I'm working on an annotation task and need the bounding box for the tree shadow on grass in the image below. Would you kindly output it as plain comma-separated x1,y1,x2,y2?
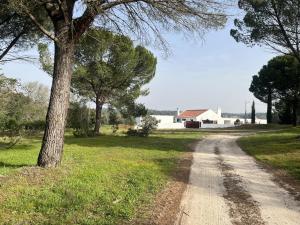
0,161,31,169
64,135,198,153
0,143,36,151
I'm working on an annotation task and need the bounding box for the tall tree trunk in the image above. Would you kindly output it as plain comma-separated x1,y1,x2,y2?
37,21,74,168
94,97,103,135
267,90,273,124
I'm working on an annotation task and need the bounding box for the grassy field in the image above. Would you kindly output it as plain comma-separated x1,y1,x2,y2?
0,128,202,225
238,127,300,180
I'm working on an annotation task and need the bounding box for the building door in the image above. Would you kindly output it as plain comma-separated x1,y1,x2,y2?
185,121,200,128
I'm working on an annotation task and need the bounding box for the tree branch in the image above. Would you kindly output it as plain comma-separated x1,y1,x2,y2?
271,0,300,61
22,5,59,42
0,30,26,61
73,6,96,40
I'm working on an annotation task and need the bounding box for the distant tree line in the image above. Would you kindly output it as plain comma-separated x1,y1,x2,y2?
0,70,151,139
148,110,177,116
66,99,149,137
0,74,49,138
221,113,266,120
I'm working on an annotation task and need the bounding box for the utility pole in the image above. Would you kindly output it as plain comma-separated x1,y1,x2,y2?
244,101,249,124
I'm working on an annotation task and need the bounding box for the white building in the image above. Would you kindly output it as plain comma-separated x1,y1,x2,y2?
177,109,221,124
137,107,267,129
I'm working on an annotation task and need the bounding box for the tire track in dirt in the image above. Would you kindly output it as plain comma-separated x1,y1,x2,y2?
215,146,265,225
177,134,300,225
176,137,232,225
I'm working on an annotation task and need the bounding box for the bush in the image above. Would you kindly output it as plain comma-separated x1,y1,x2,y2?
234,119,241,126
67,101,96,137
23,120,45,131
5,119,21,133
126,128,139,136
73,128,95,137
109,108,122,134
127,115,158,137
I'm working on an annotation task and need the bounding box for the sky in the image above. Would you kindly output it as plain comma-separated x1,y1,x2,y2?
1,15,276,114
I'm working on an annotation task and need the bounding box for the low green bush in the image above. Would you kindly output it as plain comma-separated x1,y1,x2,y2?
127,115,158,137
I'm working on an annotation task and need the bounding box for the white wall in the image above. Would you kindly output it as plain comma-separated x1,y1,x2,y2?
201,124,236,128
151,115,174,123
255,119,267,124
136,112,267,130
222,117,267,125
196,109,223,124
157,123,185,129
151,115,185,129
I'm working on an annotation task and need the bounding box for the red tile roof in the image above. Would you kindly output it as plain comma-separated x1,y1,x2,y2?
177,109,208,118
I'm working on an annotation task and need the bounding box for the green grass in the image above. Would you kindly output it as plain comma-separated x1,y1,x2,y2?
238,127,300,180
233,124,292,130
0,128,201,225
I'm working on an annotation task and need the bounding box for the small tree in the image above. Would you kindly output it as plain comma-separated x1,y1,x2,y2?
251,100,255,124
72,29,156,135
234,119,241,126
0,75,24,131
249,66,278,124
116,101,148,125
140,116,159,137
22,81,49,122
67,100,92,137
0,75,43,147
127,115,158,137
108,107,122,134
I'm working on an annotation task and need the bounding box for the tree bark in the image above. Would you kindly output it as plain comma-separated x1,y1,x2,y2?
37,21,74,168
94,97,103,135
267,90,273,124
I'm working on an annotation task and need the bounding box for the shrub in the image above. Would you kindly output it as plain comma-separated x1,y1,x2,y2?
73,128,95,137
127,115,158,137
234,119,241,126
126,128,139,136
23,120,45,131
109,108,122,134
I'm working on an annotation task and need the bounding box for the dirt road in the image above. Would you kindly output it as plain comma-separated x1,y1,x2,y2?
176,134,300,225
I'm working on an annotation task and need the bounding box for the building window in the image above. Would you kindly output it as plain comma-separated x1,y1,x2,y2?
202,119,213,124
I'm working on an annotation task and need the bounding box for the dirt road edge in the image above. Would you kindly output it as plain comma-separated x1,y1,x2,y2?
129,141,197,225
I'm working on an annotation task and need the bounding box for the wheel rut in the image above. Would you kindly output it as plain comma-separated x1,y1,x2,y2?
177,134,300,225
215,146,265,225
